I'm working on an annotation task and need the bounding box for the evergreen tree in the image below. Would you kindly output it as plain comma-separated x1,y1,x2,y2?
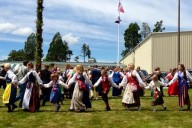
140,22,151,39
24,33,36,60
45,32,69,62
81,43,87,63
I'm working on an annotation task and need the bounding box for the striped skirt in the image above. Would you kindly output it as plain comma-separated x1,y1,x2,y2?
178,85,190,107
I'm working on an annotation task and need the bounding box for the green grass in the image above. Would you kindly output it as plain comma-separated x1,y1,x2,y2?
0,88,192,128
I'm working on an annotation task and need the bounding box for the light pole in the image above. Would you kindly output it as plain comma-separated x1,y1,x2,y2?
178,0,180,64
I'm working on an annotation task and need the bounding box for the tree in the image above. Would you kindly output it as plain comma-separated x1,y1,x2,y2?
24,33,36,60
74,56,79,62
67,50,73,62
86,45,91,59
35,0,44,71
153,20,165,32
122,22,141,57
7,50,25,61
81,43,87,63
45,32,69,62
140,22,151,39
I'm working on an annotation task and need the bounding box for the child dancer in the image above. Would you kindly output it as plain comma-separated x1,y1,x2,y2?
43,73,68,112
145,74,167,112
93,68,119,111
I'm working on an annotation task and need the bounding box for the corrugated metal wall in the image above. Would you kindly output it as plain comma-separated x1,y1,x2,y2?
135,37,153,73
152,31,192,72
120,31,192,73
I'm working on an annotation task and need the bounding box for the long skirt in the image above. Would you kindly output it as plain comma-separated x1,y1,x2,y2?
151,90,164,106
70,82,86,111
112,86,122,96
122,85,140,108
2,83,17,105
22,83,40,112
168,81,178,96
178,85,190,107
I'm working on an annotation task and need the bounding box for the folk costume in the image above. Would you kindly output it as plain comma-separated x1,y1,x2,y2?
43,78,68,112
68,72,93,112
145,79,167,112
19,69,43,112
1,69,18,112
111,71,124,96
168,71,192,110
166,73,178,96
94,75,119,110
119,70,145,110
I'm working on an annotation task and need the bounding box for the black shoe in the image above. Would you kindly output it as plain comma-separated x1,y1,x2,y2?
90,96,94,100
12,104,17,111
163,106,167,110
187,105,190,110
105,107,111,111
7,109,12,113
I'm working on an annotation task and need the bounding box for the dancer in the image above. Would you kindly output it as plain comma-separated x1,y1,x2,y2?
168,64,192,111
119,63,146,111
166,68,178,96
145,74,167,112
18,62,43,112
0,63,18,112
68,65,93,112
43,73,68,112
111,66,124,97
94,68,119,111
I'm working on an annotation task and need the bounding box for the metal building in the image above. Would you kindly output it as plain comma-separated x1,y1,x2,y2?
120,31,192,74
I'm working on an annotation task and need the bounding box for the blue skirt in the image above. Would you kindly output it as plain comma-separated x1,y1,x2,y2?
50,86,61,103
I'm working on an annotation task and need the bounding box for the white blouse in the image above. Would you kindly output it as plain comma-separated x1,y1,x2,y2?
68,72,93,87
19,69,43,85
7,69,18,83
93,76,118,88
168,71,192,85
145,80,167,91
43,80,68,89
119,70,146,87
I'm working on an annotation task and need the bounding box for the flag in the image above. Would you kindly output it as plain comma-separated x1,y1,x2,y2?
115,16,121,24
118,2,124,13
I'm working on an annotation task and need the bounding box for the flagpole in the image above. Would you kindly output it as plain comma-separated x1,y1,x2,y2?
117,12,120,66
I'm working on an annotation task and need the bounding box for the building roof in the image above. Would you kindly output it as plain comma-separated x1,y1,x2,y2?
120,31,192,62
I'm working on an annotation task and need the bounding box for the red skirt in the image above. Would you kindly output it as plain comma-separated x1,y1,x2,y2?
168,81,178,96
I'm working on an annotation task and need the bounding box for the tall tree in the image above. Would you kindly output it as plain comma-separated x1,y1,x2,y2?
35,0,44,71
153,20,165,32
81,43,87,63
140,22,151,39
45,32,69,61
122,22,141,57
74,56,79,62
24,33,36,60
86,45,91,59
7,50,25,61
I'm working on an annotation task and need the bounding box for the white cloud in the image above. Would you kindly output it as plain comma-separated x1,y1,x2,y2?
12,27,33,36
0,22,16,33
62,33,79,45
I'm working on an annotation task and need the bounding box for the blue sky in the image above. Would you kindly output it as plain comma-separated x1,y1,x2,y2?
0,0,192,62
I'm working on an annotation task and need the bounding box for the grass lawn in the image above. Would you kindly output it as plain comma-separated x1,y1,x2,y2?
0,88,192,128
